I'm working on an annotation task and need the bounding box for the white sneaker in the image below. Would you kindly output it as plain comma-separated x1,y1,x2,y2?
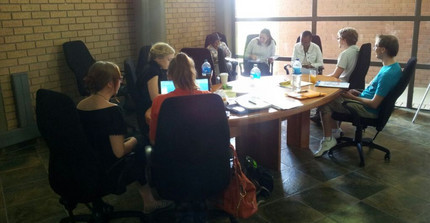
314,138,337,157
332,128,343,139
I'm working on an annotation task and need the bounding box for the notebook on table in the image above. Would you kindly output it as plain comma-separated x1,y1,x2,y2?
160,78,210,94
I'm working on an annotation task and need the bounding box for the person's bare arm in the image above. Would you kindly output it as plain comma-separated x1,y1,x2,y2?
147,76,159,100
327,66,344,78
342,91,384,109
109,135,137,158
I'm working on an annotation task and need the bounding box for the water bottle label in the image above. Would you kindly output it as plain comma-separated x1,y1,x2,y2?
293,68,301,74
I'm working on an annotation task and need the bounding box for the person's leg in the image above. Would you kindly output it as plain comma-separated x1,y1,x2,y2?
314,97,347,157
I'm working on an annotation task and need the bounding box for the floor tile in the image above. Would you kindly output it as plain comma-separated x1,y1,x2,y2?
392,175,430,203
0,208,6,223
279,165,321,197
363,187,430,223
3,178,56,207
328,201,406,223
325,172,388,200
259,197,325,223
295,159,351,182
6,196,65,223
291,185,360,215
0,164,48,189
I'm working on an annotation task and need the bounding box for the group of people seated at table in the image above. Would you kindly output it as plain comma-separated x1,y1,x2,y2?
74,26,403,213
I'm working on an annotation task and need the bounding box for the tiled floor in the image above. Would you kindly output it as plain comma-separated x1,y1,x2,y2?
0,108,429,223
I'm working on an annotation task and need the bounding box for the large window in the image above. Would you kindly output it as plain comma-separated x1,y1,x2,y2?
234,0,430,109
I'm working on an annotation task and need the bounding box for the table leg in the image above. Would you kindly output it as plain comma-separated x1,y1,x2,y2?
235,119,281,171
287,111,310,148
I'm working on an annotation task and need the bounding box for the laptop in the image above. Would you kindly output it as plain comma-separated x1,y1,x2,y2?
160,78,210,94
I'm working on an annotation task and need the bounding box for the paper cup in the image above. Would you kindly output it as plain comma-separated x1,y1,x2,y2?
220,72,229,85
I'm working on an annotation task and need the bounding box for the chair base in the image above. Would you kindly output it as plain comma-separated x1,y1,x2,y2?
328,136,390,167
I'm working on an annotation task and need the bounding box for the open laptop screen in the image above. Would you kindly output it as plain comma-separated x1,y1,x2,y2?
160,78,210,94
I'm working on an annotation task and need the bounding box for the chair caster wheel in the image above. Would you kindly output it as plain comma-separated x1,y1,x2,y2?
384,153,390,161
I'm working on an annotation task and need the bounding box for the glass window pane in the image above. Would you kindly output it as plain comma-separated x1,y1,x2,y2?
317,0,416,16
317,21,413,64
418,21,430,65
235,0,311,18
423,0,430,15
235,21,311,57
412,69,430,109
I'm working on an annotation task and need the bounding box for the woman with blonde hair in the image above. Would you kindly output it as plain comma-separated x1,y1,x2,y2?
136,42,175,138
77,61,172,214
149,53,210,144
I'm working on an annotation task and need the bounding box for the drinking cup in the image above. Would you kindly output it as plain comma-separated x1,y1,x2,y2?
310,70,317,84
220,72,229,85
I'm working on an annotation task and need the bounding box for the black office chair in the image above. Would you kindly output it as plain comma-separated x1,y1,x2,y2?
136,45,152,78
63,40,96,96
347,43,371,90
180,48,217,83
36,89,144,223
146,94,235,223
329,57,417,166
240,34,273,76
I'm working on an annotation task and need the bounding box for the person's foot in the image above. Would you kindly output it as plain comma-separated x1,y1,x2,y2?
143,200,174,214
314,138,337,157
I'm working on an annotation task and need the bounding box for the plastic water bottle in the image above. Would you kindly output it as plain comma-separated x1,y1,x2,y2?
292,59,302,92
250,64,261,79
201,59,211,77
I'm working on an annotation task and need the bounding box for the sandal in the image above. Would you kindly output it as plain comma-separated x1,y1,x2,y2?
143,200,174,214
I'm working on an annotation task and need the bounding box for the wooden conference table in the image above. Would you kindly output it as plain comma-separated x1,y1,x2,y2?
221,75,343,171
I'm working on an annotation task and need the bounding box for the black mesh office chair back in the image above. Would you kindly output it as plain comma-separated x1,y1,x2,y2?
136,45,152,78
63,40,96,96
36,89,143,222
180,48,215,81
150,94,231,202
329,57,417,166
348,43,371,90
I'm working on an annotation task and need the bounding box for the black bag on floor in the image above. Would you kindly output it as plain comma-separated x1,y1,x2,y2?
243,156,274,197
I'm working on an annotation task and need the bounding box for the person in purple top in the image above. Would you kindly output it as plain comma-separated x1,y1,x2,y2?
314,34,402,157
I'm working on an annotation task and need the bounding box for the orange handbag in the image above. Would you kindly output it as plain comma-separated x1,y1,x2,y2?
218,145,258,218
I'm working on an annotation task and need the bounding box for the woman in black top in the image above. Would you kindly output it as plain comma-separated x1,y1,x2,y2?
135,42,175,137
77,61,171,214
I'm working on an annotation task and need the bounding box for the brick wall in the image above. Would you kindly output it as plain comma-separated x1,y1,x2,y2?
164,0,215,52
0,0,137,130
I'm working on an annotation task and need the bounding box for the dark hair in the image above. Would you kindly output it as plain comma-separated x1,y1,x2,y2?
338,27,358,46
207,33,220,46
301,30,313,39
377,34,399,57
259,28,276,46
167,53,198,91
84,61,121,94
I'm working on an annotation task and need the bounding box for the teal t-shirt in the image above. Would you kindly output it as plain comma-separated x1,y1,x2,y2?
360,62,402,114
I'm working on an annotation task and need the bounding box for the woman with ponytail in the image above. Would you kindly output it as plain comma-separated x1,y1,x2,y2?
149,53,211,144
